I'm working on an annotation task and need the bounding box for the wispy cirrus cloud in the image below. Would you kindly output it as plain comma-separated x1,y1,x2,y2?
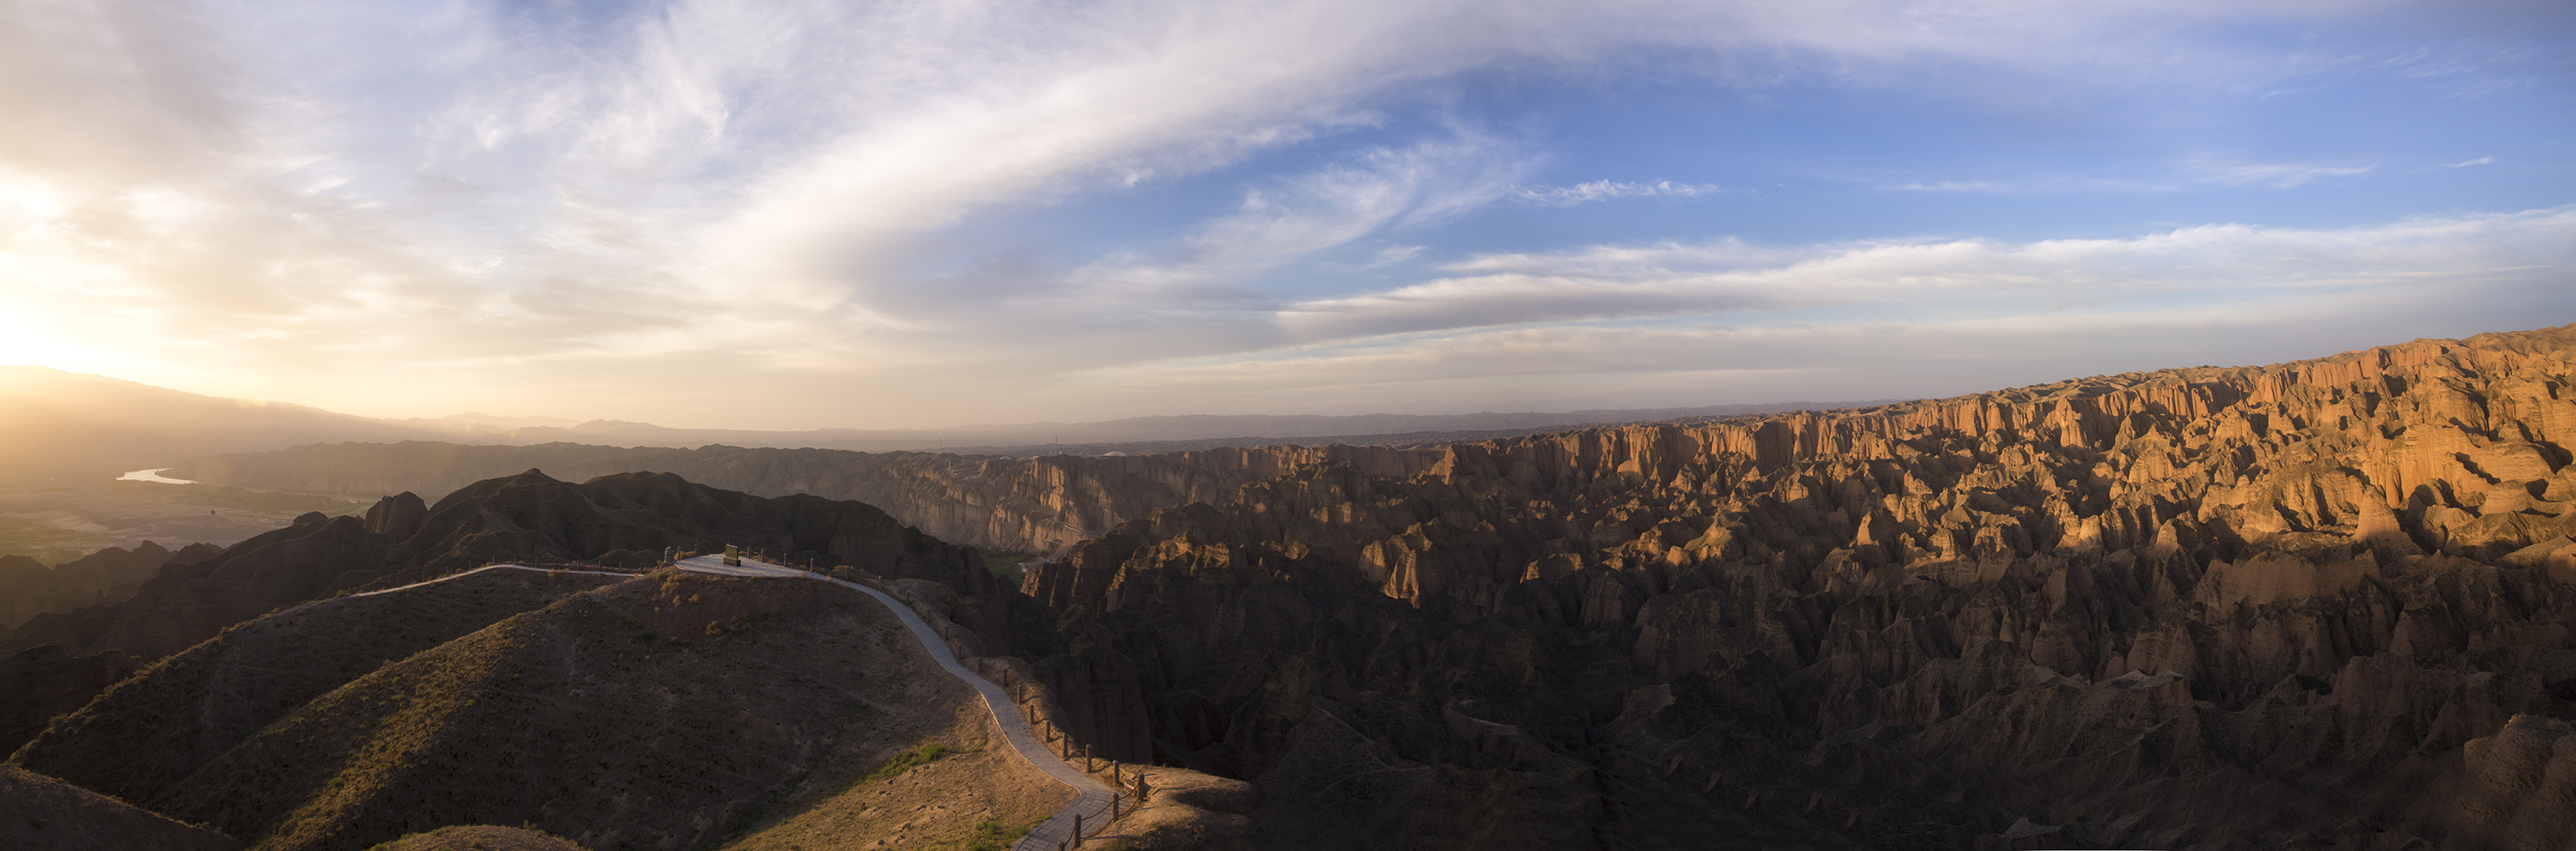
2186,158,2377,188
1041,207,2576,414
1511,179,1732,205
1889,158,2377,193
1057,132,1534,304
1265,205,2576,346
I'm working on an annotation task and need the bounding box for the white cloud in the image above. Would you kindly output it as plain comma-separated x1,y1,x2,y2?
1890,158,2378,193
1367,245,1430,267
1512,179,1732,205
0,0,2551,426
2184,158,2377,188
929,132,1537,368
1046,208,2575,413
1267,207,2576,342
2448,155,2495,167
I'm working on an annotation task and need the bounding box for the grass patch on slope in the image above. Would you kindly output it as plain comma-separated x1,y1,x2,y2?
976,550,1036,580
957,818,1036,851
363,824,588,851
859,739,957,786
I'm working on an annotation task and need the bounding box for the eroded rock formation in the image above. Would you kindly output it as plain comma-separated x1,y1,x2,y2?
1013,325,2576,849
172,442,1442,555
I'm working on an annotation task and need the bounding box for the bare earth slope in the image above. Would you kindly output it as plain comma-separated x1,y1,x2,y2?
720,703,1073,851
1005,324,2576,850
0,765,240,851
15,570,974,851
368,824,592,851
9,566,625,796
0,643,139,755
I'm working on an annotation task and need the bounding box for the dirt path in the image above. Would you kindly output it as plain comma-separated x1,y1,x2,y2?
278,564,643,616
672,556,1116,851
281,556,1117,850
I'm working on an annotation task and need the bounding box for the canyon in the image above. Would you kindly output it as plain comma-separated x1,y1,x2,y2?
998,324,2576,849
3,324,2573,850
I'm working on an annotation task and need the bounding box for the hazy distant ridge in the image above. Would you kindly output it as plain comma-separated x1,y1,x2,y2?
0,362,1896,468
477,401,1901,453
0,366,456,473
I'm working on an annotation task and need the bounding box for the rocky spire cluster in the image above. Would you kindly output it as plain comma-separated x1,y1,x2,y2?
1012,325,2576,849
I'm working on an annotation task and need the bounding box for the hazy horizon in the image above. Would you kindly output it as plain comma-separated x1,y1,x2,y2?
3,1,2569,431
0,360,1903,436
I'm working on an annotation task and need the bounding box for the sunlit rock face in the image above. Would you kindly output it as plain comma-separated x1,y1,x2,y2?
803,444,1444,556
1018,325,2576,850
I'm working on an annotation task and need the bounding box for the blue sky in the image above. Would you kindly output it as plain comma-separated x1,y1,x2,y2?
0,0,2569,429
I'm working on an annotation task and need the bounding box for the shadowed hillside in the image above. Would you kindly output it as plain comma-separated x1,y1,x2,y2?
0,541,203,629
15,571,988,851
0,468,995,662
6,567,624,785
0,765,240,851
0,645,140,756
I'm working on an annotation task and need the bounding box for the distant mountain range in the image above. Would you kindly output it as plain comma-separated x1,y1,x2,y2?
0,367,456,474
0,364,1894,471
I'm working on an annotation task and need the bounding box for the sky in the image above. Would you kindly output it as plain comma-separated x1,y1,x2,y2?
1,0,2571,430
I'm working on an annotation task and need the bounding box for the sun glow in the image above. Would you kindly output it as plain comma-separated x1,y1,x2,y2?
0,298,74,372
